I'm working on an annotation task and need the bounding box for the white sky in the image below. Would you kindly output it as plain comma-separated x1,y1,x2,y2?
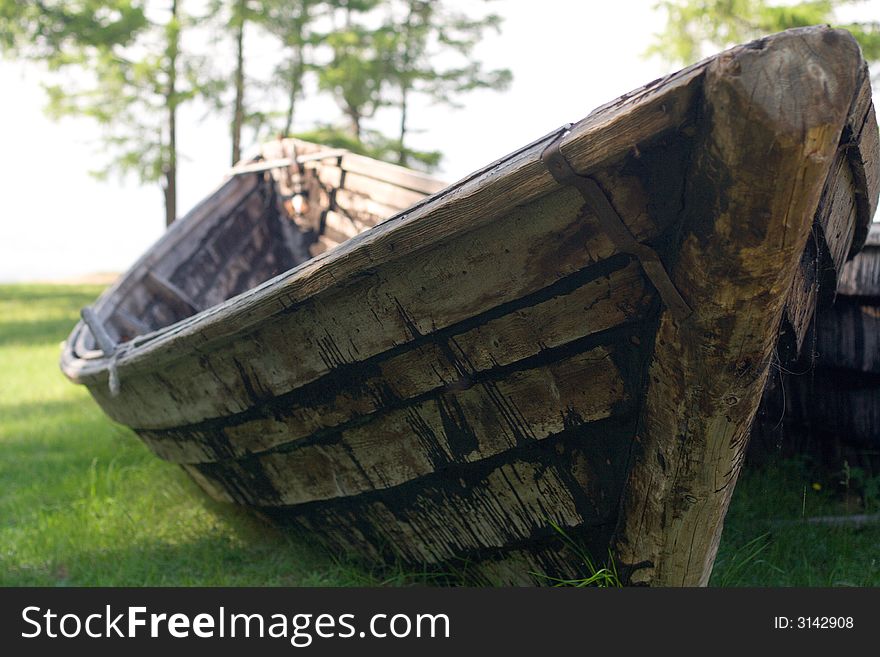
0,0,877,282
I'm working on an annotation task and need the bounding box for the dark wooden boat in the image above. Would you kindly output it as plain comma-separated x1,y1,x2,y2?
756,223,880,458
61,27,879,586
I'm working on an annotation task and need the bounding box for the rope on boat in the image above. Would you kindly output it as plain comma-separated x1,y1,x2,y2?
108,352,121,397
540,127,693,322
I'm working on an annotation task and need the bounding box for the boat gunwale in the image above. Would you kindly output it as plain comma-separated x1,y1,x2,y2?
60,61,712,384
60,27,874,388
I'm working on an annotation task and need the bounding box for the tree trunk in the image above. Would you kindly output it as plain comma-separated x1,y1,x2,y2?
283,46,302,137
347,109,361,141
231,0,245,165
397,2,416,166
611,29,862,586
284,82,295,138
397,87,408,165
164,0,179,228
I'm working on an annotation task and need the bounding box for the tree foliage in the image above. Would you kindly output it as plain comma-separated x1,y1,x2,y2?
385,0,511,167
651,0,880,65
253,0,325,137
316,2,393,141
0,0,514,225
1,1,223,225
0,0,147,62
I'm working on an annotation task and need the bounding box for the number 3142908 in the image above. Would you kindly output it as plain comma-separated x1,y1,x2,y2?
797,617,853,629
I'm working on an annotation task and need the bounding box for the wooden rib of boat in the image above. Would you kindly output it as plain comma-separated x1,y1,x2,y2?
61,27,879,586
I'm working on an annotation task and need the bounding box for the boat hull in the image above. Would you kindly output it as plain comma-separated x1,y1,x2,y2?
61,27,879,585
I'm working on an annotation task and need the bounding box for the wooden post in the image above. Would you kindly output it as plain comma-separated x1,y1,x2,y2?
612,28,863,586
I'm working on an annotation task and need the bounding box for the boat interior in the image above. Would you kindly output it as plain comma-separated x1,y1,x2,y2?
73,139,447,358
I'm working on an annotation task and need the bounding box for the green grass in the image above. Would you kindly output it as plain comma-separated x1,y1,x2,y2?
0,284,391,586
710,457,880,586
1,283,877,586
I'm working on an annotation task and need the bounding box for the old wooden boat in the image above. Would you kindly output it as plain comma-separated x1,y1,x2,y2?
61,27,879,586
755,223,880,459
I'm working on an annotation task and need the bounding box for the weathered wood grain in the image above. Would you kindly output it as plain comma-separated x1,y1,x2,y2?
251,421,631,567
333,188,399,226
138,260,652,462
58,27,876,588
85,166,672,430
779,69,877,356
612,27,863,586
820,152,860,274
97,176,267,343
813,299,880,373
322,210,362,242
339,171,428,211
779,235,825,358
336,150,447,195
845,73,880,256
69,174,261,354
170,189,274,308
837,230,880,297
62,45,703,388
192,344,628,506
780,370,880,448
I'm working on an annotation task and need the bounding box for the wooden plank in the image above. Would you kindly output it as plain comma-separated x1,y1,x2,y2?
290,460,589,565
229,158,294,176
65,36,703,397
293,173,330,234
308,234,339,257
612,28,863,586
333,188,400,224
309,162,343,189
137,261,653,462
86,166,672,430
339,171,428,211
309,163,427,211
320,225,354,246
66,174,259,361
268,138,446,195
837,242,880,297
779,235,822,359
322,210,362,241
255,413,632,568
142,270,201,316
296,148,348,164
111,310,152,340
351,215,379,229
145,325,635,470
284,461,590,565
256,437,624,566
185,344,629,505
774,54,877,355
845,71,880,255
814,299,880,373
815,152,858,278
781,368,880,448
173,190,271,309
340,151,448,195
104,177,266,341
198,221,274,309
243,147,349,171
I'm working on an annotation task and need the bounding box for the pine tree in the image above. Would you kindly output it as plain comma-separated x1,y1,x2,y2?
651,0,880,65
385,0,511,169
1,1,221,226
